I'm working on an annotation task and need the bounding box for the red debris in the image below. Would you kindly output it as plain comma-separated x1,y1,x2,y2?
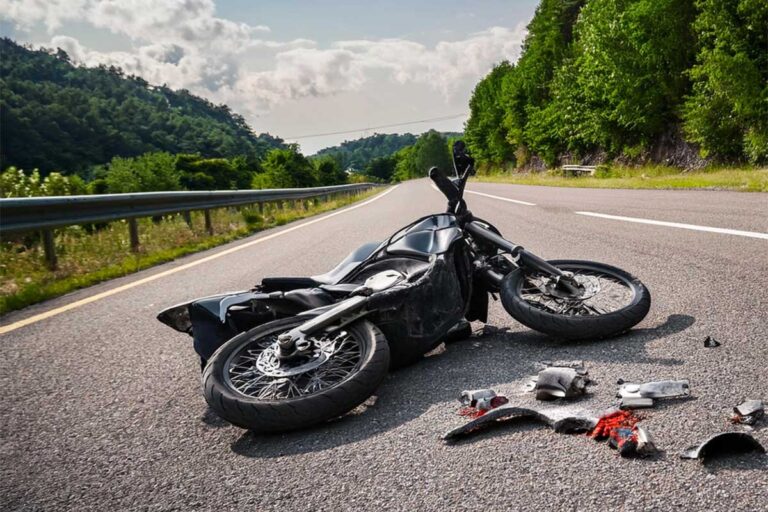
458,396,509,418
590,409,640,439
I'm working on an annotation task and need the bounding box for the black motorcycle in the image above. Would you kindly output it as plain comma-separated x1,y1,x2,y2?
158,141,651,432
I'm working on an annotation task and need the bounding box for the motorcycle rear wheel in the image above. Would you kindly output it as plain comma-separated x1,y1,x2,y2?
203,316,389,432
500,259,650,341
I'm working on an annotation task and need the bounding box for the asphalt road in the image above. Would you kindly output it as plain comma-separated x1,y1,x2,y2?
2,179,767,511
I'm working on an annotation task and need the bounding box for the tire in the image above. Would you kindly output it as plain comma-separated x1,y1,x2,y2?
203,316,390,432
500,259,651,341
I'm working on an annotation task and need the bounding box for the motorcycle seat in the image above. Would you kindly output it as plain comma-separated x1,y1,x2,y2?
260,241,381,292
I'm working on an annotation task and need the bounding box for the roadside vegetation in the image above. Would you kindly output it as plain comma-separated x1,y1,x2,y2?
475,165,768,192
0,188,380,315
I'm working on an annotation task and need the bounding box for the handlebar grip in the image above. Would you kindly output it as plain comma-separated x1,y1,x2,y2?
429,167,460,202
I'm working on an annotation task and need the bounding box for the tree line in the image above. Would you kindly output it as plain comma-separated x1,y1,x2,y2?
464,0,767,169
0,147,352,198
1,130,458,198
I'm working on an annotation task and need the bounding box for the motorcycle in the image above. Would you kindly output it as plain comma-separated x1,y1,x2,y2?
158,141,651,432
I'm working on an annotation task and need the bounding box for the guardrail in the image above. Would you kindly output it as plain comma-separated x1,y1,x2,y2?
562,165,597,176
0,183,380,269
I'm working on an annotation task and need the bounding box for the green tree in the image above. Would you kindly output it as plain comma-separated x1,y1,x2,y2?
313,155,347,185
257,146,317,189
365,155,397,181
104,152,181,193
683,0,768,162
392,131,452,180
465,61,516,166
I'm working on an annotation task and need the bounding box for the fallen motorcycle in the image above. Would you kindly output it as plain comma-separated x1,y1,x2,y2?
158,141,651,432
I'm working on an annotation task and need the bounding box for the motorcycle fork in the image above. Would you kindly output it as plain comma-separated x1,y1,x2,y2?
466,221,583,296
277,295,370,359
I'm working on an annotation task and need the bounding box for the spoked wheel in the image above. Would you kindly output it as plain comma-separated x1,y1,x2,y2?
203,316,389,432
500,260,651,340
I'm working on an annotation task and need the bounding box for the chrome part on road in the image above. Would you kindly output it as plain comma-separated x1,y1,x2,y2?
521,269,635,316
226,329,363,400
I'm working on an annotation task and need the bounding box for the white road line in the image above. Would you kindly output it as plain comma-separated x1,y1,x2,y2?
0,186,399,335
429,183,536,206
464,189,536,206
575,211,768,240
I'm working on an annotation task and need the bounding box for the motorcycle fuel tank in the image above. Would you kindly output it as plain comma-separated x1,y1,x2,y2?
386,214,463,258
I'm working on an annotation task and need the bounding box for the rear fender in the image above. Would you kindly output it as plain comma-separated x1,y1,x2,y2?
157,291,271,333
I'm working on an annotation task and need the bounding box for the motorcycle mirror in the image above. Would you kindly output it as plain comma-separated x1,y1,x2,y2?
452,140,466,157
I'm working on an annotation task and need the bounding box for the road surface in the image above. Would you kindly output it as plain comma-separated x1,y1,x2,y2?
2,179,767,511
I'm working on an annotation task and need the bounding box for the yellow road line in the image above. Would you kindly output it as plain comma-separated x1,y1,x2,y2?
0,186,398,336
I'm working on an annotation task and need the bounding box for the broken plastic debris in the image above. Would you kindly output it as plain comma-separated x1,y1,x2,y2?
680,432,766,461
590,409,640,440
458,389,508,418
635,426,657,456
443,404,598,441
591,410,656,458
619,397,655,409
731,399,764,426
617,380,690,399
703,336,721,348
533,364,590,400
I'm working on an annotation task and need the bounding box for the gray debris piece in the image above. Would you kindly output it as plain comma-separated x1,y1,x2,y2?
442,404,598,441
619,397,655,409
635,426,658,456
703,336,721,347
680,432,766,461
535,367,589,400
732,399,764,426
617,380,690,399
460,389,498,411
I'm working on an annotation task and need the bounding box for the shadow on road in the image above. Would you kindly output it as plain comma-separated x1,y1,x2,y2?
227,313,695,459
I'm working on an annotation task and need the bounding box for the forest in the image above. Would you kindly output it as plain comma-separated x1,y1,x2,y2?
464,0,768,169
0,38,287,174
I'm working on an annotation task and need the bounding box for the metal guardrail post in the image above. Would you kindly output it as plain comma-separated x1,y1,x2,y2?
204,209,213,235
42,229,57,270
128,219,140,252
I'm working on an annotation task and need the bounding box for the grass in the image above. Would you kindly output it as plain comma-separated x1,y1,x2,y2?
0,189,381,315
475,165,768,192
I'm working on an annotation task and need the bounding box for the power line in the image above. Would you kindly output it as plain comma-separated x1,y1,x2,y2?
284,113,468,140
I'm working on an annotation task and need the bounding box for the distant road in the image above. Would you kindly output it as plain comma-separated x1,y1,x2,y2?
2,180,767,511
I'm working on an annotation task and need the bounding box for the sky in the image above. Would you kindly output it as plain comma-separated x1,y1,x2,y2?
0,0,538,154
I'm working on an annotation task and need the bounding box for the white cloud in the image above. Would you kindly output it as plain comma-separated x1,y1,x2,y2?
4,0,525,119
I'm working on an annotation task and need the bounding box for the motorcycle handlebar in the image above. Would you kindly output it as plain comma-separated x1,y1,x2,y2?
429,166,460,203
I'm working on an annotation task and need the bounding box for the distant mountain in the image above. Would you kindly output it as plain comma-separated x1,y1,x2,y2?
314,131,464,170
0,38,285,174
313,133,417,170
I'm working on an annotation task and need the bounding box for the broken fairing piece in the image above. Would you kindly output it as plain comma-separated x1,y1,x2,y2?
703,336,721,348
458,389,509,418
635,426,657,456
680,432,766,461
619,397,655,409
535,367,588,400
442,404,598,441
617,380,690,399
460,389,498,410
731,399,764,426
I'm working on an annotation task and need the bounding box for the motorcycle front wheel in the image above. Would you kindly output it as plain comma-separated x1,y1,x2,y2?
203,316,389,432
500,259,651,341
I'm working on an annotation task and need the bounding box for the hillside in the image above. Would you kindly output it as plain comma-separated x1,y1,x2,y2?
465,0,767,168
0,38,285,174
